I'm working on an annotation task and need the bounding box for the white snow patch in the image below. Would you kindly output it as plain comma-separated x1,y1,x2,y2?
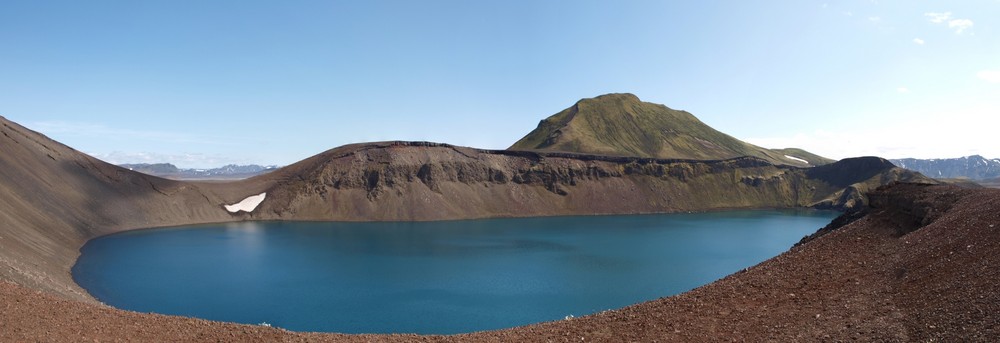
224,192,266,213
784,155,810,164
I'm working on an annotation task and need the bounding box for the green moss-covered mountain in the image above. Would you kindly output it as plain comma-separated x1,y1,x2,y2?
510,93,834,166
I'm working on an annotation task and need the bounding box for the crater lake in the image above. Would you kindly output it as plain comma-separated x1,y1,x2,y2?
72,210,838,334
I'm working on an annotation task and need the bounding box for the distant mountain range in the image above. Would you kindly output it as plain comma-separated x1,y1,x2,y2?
509,93,835,166
119,163,279,180
890,155,1000,180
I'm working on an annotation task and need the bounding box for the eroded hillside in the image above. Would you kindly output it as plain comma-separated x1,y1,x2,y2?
255,142,927,222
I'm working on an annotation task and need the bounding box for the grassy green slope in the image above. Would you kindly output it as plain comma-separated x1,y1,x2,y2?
510,93,833,166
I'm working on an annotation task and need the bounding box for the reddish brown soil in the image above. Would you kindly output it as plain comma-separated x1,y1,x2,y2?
3,183,999,342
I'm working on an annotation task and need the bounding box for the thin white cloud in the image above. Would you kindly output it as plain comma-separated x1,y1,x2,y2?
897,87,910,93
948,19,974,34
925,12,952,23
913,38,925,45
843,11,854,17
925,12,973,34
978,70,1000,83
868,16,881,23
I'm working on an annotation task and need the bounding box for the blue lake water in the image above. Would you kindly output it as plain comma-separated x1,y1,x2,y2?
72,210,837,334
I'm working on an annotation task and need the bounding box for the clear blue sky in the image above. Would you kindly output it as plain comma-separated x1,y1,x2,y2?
2,1,998,168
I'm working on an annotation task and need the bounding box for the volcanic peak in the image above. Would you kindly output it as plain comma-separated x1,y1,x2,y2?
509,93,832,166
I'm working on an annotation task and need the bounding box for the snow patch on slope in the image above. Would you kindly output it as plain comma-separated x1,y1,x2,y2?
784,155,810,164
224,192,266,213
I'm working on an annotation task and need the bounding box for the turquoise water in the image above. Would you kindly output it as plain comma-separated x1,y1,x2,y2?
72,210,837,334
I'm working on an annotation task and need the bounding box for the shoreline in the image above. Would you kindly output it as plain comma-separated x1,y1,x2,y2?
5,184,998,341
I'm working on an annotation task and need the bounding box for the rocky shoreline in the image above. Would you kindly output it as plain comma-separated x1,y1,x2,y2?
3,183,999,341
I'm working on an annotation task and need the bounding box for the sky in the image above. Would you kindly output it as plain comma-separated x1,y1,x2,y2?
2,1,999,168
